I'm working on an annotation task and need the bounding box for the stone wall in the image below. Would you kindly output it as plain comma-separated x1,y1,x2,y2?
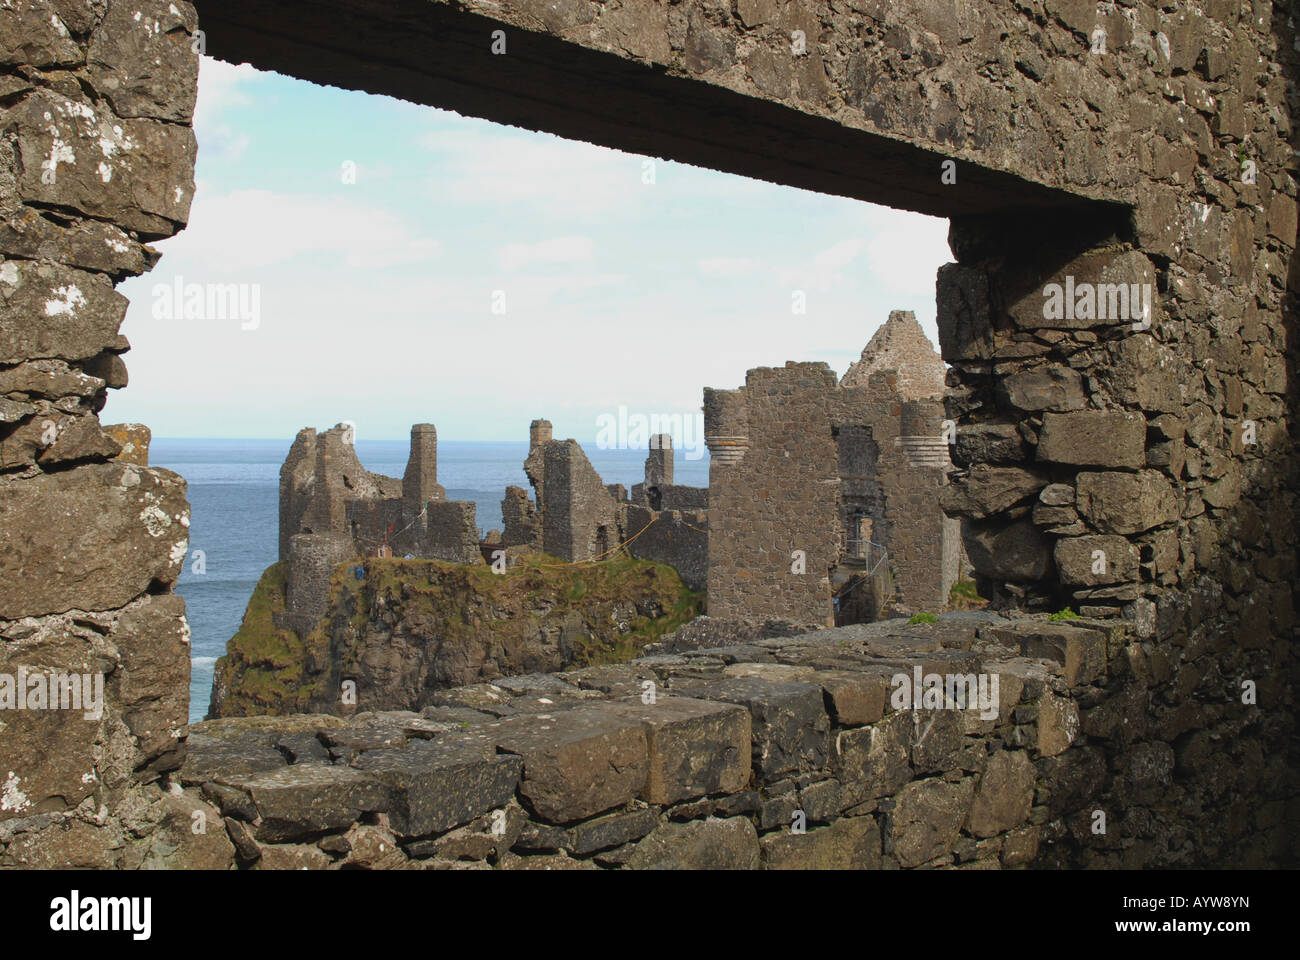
504,422,710,587
169,609,1286,869
704,330,961,627
0,0,204,865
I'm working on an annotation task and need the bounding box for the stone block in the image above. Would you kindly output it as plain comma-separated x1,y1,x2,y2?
815,670,888,726
221,765,389,843
1037,410,1146,469
760,816,881,869
998,366,1086,412
625,817,761,869
1076,470,1179,534
961,518,1054,582
680,678,830,781
489,703,649,823
832,711,912,800
1055,535,1140,586
888,777,975,868
0,461,188,619
0,259,128,364
602,697,750,804
941,465,1048,519
355,737,522,837
968,750,1035,837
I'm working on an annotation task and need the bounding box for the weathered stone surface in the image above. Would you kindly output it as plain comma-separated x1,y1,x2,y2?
1008,249,1157,330
222,765,389,843
0,0,82,67
0,819,118,868
681,678,830,781
354,737,522,837
0,462,189,619
1055,535,1140,586
760,816,881,869
968,750,1034,837
11,90,197,238
942,465,1048,519
86,1,200,122
113,593,190,773
0,259,128,363
1037,410,1146,469
954,422,1029,465
999,366,1086,411
1076,470,1179,535
130,792,235,869
625,816,761,870
37,415,122,466
936,263,992,361
1002,825,1040,866
962,519,1054,582
1037,692,1080,757
1001,622,1106,687
0,210,158,278
0,630,114,821
888,777,975,868
816,670,888,726
565,805,659,855
602,697,750,804
253,843,332,870
1107,336,1182,412
832,711,912,800
103,423,151,464
181,736,286,787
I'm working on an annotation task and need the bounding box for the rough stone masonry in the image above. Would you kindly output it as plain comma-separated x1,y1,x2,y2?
0,0,1296,867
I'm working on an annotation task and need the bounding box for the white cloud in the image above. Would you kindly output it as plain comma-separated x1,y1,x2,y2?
776,237,866,293
497,236,594,271
151,187,442,274
698,257,758,278
194,58,259,163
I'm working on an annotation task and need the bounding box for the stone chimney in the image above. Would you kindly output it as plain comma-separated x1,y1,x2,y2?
403,423,444,505
646,433,673,488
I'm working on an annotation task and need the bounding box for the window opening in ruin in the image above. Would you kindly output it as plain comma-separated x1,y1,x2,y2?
107,58,955,719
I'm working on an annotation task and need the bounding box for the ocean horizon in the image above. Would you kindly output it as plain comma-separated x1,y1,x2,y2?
150,437,710,722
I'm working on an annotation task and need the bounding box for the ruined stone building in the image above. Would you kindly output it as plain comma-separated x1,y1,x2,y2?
705,310,963,628
276,423,480,635
501,420,709,590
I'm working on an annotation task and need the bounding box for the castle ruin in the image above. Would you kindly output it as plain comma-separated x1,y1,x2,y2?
272,311,956,636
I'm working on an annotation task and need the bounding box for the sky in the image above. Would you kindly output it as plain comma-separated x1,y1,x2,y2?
107,57,954,445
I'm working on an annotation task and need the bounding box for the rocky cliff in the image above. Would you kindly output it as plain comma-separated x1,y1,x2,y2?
209,556,703,718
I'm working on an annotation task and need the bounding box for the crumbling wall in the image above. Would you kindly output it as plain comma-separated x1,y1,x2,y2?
0,0,232,868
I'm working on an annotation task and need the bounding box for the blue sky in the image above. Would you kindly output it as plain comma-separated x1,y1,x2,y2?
108,58,953,444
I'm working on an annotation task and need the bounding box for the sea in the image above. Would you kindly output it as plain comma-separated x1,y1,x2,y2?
150,438,710,722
